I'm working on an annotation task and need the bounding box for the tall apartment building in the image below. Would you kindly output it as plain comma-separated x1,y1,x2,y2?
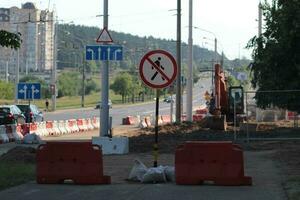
0,2,55,81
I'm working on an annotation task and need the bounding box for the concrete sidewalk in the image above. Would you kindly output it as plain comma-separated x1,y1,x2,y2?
0,151,287,200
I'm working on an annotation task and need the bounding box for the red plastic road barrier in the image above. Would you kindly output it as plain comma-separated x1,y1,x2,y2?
192,114,204,122
175,141,252,186
196,108,208,114
21,124,30,136
30,123,38,134
77,119,87,131
16,125,24,139
287,111,299,120
122,116,136,125
161,115,171,124
46,121,55,135
36,141,111,184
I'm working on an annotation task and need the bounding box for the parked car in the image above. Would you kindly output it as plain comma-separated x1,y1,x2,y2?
95,100,112,109
16,104,44,123
0,105,26,125
163,96,175,103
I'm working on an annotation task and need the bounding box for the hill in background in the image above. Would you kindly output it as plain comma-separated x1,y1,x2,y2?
57,24,251,74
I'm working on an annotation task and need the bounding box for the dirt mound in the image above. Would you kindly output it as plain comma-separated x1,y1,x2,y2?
0,146,37,164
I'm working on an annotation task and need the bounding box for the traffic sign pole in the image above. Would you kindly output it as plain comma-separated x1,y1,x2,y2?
154,89,160,167
139,50,177,168
100,0,110,137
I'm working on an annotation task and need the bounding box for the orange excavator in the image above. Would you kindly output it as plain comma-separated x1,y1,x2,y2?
206,64,244,130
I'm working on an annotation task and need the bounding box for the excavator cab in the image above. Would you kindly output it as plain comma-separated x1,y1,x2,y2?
228,86,244,116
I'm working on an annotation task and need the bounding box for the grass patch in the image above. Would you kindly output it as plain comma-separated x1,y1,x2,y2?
0,162,35,191
0,90,154,111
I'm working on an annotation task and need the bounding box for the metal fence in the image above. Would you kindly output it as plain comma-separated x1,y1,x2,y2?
245,90,299,123
236,90,300,141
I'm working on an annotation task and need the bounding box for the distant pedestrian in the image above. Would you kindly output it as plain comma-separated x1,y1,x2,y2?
45,99,49,111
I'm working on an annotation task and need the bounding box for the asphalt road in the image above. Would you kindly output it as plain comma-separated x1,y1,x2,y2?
44,78,211,127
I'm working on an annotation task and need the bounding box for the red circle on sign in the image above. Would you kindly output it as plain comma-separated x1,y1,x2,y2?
139,50,177,89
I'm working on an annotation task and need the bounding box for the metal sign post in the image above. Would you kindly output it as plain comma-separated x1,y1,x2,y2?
154,89,160,167
139,49,177,167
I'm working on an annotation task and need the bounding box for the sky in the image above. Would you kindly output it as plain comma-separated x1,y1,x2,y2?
2,0,261,60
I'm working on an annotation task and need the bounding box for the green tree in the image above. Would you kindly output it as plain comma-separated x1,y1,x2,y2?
58,72,81,97
0,80,14,99
0,30,21,49
110,73,133,103
247,0,300,112
227,75,240,87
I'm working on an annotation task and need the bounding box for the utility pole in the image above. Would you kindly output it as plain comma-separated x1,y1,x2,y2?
51,16,57,111
187,0,193,121
100,0,110,136
214,38,217,64
176,0,182,123
258,1,262,37
81,60,85,107
14,48,20,103
5,61,9,82
14,24,20,104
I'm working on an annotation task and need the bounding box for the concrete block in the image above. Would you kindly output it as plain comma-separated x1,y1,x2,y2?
92,136,129,155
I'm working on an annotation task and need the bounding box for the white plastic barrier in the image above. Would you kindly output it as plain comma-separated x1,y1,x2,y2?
92,117,100,129
58,120,67,134
16,125,24,141
92,136,129,155
139,118,148,128
35,122,44,136
86,118,94,130
4,125,15,142
7,124,23,142
64,120,72,134
52,121,61,135
40,121,49,136
68,119,79,133
0,125,9,143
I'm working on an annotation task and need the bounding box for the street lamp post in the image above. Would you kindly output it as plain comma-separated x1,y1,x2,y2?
176,0,182,123
187,0,193,121
64,30,86,107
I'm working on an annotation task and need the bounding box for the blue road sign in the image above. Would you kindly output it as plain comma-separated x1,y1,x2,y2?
17,83,41,100
85,45,123,61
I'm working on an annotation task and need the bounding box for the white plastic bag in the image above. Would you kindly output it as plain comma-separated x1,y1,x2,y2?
163,166,175,182
23,133,42,144
142,166,167,183
128,159,148,182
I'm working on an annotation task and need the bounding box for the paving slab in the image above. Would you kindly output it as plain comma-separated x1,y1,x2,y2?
0,151,287,200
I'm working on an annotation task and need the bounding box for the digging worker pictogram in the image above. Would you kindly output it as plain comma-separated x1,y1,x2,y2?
151,57,165,81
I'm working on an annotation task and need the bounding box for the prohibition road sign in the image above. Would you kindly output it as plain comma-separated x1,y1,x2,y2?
139,50,177,89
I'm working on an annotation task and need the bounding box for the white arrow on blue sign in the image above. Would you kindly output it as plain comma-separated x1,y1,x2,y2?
85,45,123,61
17,83,41,100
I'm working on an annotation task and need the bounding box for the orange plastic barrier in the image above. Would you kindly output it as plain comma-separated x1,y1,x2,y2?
36,141,111,184
287,111,299,120
30,123,38,134
161,115,171,124
77,119,87,131
21,124,30,136
122,116,136,125
175,141,252,186
196,108,208,114
46,121,55,135
192,114,204,122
